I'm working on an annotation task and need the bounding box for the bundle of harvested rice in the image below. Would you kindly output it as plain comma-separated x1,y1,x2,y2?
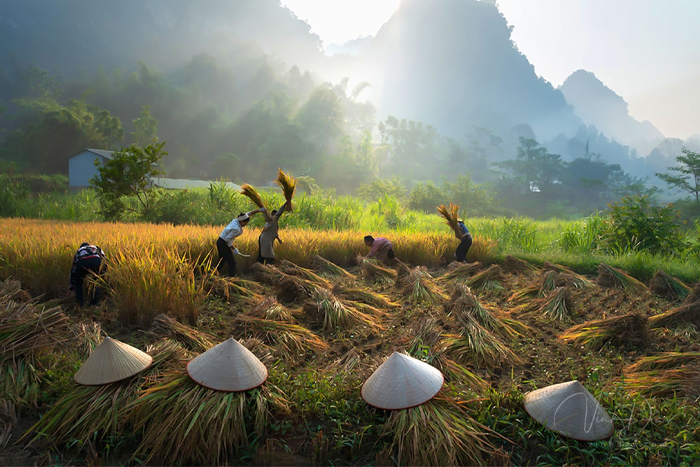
625,352,700,373
542,261,594,289
150,314,217,352
465,264,505,292
249,262,283,285
650,270,691,301
648,301,700,331
538,270,559,298
686,282,700,304
543,261,576,274
126,372,290,465
24,339,188,449
276,168,296,211
311,255,354,279
597,263,647,292
303,288,384,331
333,285,399,309
442,319,520,368
625,364,700,399
278,259,332,288
205,275,265,303
1,358,41,407
358,256,396,285
397,265,446,304
240,183,266,208
507,284,540,304
536,287,573,321
446,286,525,338
437,204,462,238
235,315,327,358
1,303,68,363
69,321,104,359
502,255,537,274
325,349,364,374
381,397,491,467
275,273,326,303
250,296,293,321
238,337,275,366
560,313,649,350
438,262,483,284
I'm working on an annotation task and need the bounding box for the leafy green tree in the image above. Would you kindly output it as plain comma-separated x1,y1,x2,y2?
209,153,239,181
656,147,700,202
356,178,406,202
131,105,159,146
90,142,167,219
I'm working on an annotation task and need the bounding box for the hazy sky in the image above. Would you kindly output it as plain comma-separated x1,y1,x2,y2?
282,0,700,139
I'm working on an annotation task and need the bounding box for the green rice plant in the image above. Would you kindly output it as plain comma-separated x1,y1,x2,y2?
536,286,573,321
68,321,104,360
650,270,691,301
465,264,505,292
442,319,520,368
381,397,491,467
126,372,290,465
277,259,332,288
396,265,447,304
235,315,327,358
560,313,649,350
358,256,396,285
150,314,217,353
648,301,700,331
332,285,399,309
311,255,355,279
437,262,483,284
597,263,647,292
24,339,188,449
303,289,385,332
625,352,700,373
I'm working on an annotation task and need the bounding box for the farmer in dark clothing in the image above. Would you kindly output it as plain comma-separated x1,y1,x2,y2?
69,243,106,306
257,201,289,265
455,219,472,263
217,209,263,276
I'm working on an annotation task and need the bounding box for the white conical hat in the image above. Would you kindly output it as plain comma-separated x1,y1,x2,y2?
74,337,153,385
187,338,268,392
361,352,444,410
524,380,613,441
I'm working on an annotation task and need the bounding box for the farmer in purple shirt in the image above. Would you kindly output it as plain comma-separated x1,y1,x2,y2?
363,235,396,262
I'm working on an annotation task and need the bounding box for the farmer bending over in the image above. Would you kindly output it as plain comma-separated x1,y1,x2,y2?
257,201,290,265
364,235,396,262
217,209,263,276
455,219,472,263
69,242,106,307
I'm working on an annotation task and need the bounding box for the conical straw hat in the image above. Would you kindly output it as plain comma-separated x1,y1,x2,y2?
74,337,153,385
361,352,444,410
524,380,613,441
187,338,268,392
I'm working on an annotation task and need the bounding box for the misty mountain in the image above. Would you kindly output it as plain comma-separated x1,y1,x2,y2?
559,70,665,156
325,37,374,57
350,0,582,141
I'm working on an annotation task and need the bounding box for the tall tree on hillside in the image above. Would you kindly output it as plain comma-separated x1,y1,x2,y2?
131,105,159,147
656,147,700,203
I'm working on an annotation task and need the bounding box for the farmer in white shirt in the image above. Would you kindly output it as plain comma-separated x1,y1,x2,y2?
217,209,262,276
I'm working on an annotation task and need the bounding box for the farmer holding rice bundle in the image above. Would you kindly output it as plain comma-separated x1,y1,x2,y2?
69,242,107,307
217,209,263,276
455,218,472,263
364,235,396,262
257,201,290,264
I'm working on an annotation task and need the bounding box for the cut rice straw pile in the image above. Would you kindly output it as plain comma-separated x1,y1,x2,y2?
648,301,700,331
446,285,526,338
1,300,68,363
240,183,266,209
235,314,327,356
311,255,354,279
381,397,492,467
278,259,332,288
543,261,594,289
358,256,396,285
69,321,104,359
624,365,700,399
250,296,294,321
150,314,217,352
437,203,462,238
442,319,520,368
333,285,399,309
560,313,649,350
303,289,385,331
276,168,296,211
465,264,505,292
438,262,483,284
502,255,537,274
396,265,446,304
625,352,700,373
275,272,327,303
650,270,691,301
535,286,573,321
126,372,290,465
597,263,647,292
686,282,700,304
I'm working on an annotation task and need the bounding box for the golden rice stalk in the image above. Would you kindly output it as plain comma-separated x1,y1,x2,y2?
240,183,266,209
205,275,265,303
442,320,520,368
436,204,462,238
625,352,700,373
24,339,189,449
249,262,284,285
250,296,293,321
507,284,540,304
446,285,524,338
275,273,327,303
650,270,691,301
536,286,573,321
278,259,332,288
382,397,491,467
333,285,399,309
150,314,217,353
126,372,290,465
560,313,649,350
311,255,354,279
625,365,700,399
465,264,505,292
69,321,104,360
648,301,700,331
1,303,68,364
358,256,396,285
235,315,328,356
502,255,537,274
276,168,297,211
397,266,447,304
597,263,647,292
303,289,384,331
438,262,483,284
542,261,594,289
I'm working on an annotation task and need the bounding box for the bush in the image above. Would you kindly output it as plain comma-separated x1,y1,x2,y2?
600,195,687,256
0,174,29,216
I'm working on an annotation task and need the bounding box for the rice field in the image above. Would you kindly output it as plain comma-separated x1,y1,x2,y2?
2,217,700,465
